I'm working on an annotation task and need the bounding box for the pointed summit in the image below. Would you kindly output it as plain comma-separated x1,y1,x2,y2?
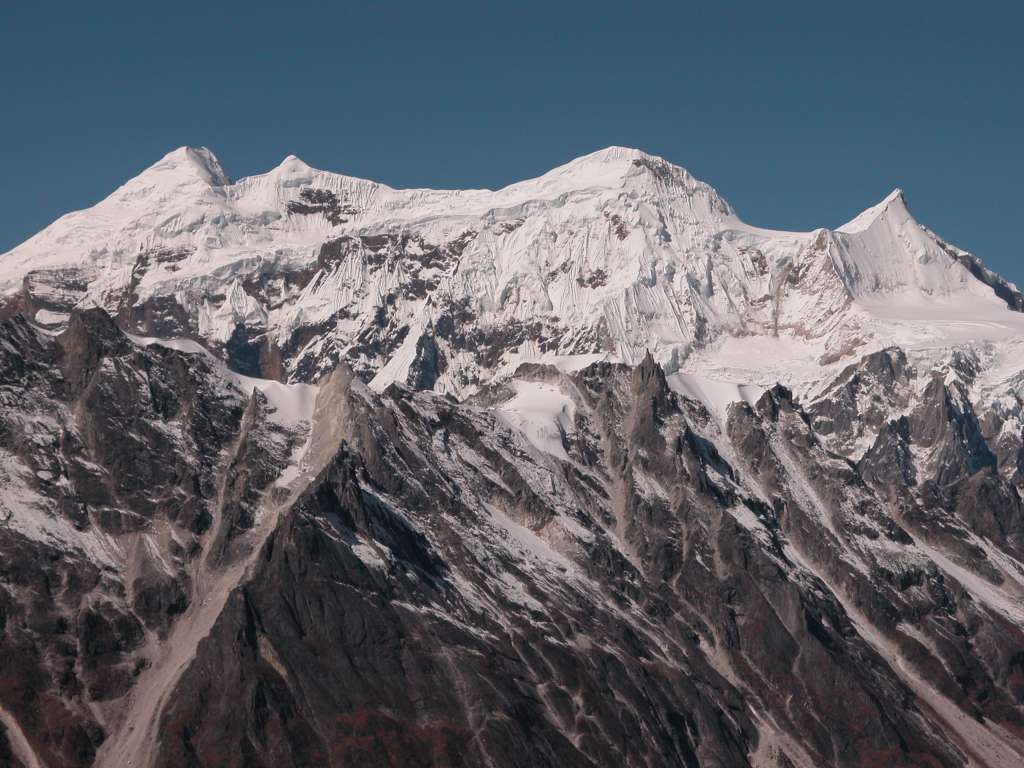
145,146,230,187
264,153,316,187
274,153,313,173
838,188,910,234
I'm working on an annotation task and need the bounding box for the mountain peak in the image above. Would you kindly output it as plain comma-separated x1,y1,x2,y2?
274,153,313,173
256,153,318,189
559,145,676,175
148,146,230,187
837,187,910,234
510,146,706,201
884,187,905,203
576,145,651,162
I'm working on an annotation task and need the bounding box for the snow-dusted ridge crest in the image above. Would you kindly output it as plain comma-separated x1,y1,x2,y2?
2,144,1022,401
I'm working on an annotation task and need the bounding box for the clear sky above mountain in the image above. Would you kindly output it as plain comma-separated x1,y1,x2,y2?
2,1,1021,284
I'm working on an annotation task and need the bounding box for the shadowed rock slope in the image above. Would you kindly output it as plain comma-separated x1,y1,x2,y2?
0,310,1022,766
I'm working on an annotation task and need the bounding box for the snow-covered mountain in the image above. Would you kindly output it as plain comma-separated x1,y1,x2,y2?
1,148,1024,768
4,146,1021,397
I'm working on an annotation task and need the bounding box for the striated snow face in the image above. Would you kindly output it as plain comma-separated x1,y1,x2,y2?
833,190,987,299
1,145,1021,400
197,279,268,343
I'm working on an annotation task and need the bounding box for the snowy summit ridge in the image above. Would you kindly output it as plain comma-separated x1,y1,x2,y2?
1,145,1021,399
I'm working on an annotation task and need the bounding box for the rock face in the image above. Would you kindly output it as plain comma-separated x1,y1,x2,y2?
1,149,1024,767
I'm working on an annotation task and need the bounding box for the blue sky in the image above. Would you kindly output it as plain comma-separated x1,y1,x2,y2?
2,1,1021,282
